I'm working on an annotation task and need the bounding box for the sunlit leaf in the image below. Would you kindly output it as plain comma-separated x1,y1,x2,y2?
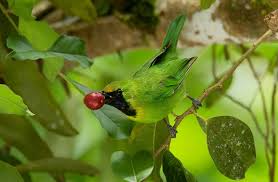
0,160,24,182
207,116,256,180
111,151,153,182
42,58,64,81
0,114,53,160
16,158,99,176
7,34,91,68
0,84,28,115
2,60,78,136
200,0,216,9
162,150,197,182
205,76,233,107
49,0,97,21
19,18,64,81
7,0,36,19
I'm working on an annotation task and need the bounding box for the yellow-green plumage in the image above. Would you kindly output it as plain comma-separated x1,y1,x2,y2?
103,15,197,123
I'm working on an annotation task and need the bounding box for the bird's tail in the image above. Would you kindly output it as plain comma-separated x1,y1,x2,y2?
161,15,186,54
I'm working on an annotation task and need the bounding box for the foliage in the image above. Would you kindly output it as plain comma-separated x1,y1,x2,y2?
111,151,153,182
7,34,92,68
162,150,197,182
0,160,24,182
49,0,97,21
0,84,28,115
0,0,277,182
207,116,256,179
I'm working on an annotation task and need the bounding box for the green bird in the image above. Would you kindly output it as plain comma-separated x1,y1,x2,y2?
84,15,198,124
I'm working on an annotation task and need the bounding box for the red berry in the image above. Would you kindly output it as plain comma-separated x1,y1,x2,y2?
84,92,105,110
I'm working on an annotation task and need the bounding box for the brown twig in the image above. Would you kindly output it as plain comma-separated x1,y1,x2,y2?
246,57,270,135
174,29,273,128
154,29,273,156
270,62,278,182
239,45,273,170
248,69,268,108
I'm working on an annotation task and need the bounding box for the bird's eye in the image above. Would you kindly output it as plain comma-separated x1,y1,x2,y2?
84,92,105,110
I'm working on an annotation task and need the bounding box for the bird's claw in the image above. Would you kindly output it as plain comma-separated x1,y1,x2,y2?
167,124,177,138
187,95,202,109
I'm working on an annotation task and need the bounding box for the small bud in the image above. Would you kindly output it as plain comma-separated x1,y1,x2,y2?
84,92,105,110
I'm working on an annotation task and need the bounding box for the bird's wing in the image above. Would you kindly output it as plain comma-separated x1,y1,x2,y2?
150,57,196,100
132,45,170,78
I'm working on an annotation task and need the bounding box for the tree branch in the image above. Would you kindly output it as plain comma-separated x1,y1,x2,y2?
174,29,273,129
154,29,273,157
246,57,270,136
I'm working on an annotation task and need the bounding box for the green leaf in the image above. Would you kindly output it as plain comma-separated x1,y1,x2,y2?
150,119,170,181
0,149,32,182
49,0,97,21
67,78,93,95
18,18,64,81
111,151,153,182
205,76,233,107
2,60,78,136
162,150,197,182
94,105,135,139
7,0,37,19
0,114,53,160
200,0,216,9
18,19,57,50
0,160,24,182
196,115,207,133
0,1,18,45
7,34,91,68
42,57,64,81
0,84,28,115
16,157,99,176
207,116,256,180
92,0,111,16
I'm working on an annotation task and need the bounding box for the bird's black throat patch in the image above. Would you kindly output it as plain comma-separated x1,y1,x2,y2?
102,89,136,116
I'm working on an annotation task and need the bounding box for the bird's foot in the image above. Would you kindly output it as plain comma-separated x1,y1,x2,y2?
167,124,177,138
187,95,202,109
163,118,177,138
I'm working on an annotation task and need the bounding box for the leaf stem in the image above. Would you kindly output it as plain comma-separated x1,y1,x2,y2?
0,2,18,32
270,61,278,182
